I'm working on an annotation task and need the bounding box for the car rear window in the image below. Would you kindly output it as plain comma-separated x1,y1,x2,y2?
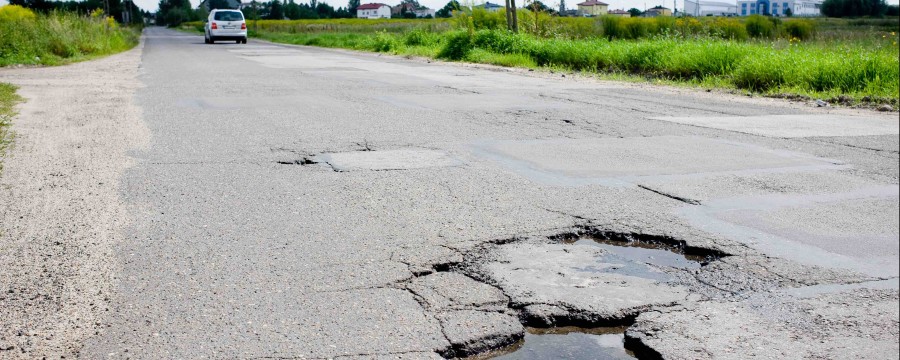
213,11,244,21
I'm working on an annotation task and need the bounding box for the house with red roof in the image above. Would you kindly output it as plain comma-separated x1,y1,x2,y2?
576,0,609,16
357,3,391,19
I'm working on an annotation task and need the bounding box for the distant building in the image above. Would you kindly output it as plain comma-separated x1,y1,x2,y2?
476,1,505,12
392,3,436,17
576,0,609,16
683,0,737,16
736,0,822,16
608,9,631,16
643,5,672,16
357,3,391,18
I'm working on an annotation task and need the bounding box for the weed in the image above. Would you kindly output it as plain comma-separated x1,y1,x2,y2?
0,82,22,173
0,11,138,67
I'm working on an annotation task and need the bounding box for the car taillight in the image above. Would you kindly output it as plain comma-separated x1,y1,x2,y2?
210,22,217,29
241,22,246,30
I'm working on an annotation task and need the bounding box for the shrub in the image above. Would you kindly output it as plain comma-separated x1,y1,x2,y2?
745,15,775,38
0,4,36,22
403,28,440,46
783,20,815,40
369,31,399,52
710,17,749,40
437,30,472,59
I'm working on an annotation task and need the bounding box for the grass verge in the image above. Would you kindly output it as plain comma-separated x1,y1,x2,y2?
0,83,22,172
242,29,898,107
0,7,140,67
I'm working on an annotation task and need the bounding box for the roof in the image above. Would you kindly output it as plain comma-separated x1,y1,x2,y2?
649,5,671,9
357,3,389,10
483,1,504,8
577,0,609,6
608,9,630,13
695,1,738,6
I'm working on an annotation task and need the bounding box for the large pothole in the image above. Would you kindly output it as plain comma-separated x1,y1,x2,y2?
404,228,730,359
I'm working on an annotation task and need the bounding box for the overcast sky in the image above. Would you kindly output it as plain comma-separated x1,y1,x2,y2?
2,0,899,17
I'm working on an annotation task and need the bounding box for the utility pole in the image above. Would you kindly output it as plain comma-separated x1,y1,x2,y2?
505,0,518,33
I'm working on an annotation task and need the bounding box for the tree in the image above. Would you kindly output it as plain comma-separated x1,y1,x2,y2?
285,0,301,18
400,0,422,8
209,0,232,10
528,0,555,14
267,0,284,19
435,0,460,17
783,6,792,16
627,7,642,17
821,0,888,17
348,0,360,14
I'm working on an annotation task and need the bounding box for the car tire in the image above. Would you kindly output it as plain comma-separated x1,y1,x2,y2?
204,36,210,44
235,40,241,44
209,37,215,44
241,39,248,44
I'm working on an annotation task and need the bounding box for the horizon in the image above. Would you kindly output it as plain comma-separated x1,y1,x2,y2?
1,0,898,15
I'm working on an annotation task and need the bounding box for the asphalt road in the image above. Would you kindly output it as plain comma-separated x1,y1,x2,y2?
2,27,898,359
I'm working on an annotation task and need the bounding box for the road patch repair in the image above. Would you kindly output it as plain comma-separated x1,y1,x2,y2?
650,114,900,138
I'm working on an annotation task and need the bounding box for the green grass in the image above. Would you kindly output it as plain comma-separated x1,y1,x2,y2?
0,82,22,172
0,10,140,67
243,28,898,107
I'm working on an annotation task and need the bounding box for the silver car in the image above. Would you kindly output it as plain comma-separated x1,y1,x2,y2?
204,9,248,44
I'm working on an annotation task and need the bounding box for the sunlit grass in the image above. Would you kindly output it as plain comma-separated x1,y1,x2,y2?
0,10,139,66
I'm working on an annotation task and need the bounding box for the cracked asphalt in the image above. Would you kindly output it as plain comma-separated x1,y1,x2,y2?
1,27,898,359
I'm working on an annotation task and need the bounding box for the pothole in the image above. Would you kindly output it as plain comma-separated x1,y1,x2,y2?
409,228,731,359
275,157,317,165
467,326,635,360
553,229,728,266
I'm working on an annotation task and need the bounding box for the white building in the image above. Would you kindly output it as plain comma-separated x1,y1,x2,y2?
736,0,823,16
683,0,738,16
357,3,392,19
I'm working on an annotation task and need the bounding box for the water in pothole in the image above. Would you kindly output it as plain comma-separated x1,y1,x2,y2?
476,327,635,360
561,237,707,281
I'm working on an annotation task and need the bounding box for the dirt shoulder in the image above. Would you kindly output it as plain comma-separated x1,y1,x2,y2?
0,40,148,358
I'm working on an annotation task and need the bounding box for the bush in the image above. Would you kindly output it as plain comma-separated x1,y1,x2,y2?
745,15,775,38
437,30,473,59
403,28,440,46
369,31,399,52
710,17,749,40
0,4,37,22
783,20,815,40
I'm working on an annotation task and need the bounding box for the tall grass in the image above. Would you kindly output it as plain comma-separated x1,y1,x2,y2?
248,27,898,105
0,82,22,172
0,7,139,66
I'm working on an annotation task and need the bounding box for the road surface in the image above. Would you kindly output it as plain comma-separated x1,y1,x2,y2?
1,27,898,359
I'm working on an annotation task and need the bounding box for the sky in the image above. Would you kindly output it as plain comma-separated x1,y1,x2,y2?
1,0,899,17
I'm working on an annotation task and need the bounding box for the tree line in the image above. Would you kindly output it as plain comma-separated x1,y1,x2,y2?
821,0,897,17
